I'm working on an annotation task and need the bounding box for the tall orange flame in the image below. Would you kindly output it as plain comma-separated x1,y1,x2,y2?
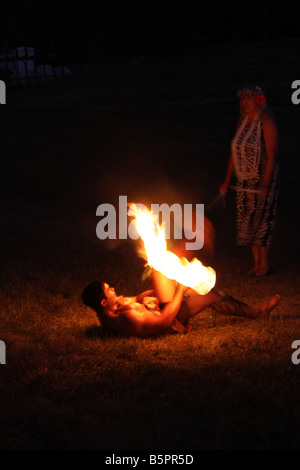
129,204,216,295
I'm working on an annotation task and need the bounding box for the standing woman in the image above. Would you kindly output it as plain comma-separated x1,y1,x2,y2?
219,86,280,276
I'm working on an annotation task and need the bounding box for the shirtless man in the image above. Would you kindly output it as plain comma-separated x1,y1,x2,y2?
82,270,280,337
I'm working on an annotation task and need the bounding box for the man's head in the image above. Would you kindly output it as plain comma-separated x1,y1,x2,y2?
82,281,105,313
82,281,117,313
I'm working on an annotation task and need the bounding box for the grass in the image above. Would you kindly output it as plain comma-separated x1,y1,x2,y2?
0,38,300,450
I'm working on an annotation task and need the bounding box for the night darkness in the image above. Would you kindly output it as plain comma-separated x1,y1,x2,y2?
1,0,300,457
2,1,300,48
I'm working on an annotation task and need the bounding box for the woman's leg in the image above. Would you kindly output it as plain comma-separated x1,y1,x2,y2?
255,246,270,276
249,244,261,274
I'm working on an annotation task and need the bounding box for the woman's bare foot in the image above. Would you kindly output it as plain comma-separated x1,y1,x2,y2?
248,266,258,274
255,267,270,277
257,294,281,318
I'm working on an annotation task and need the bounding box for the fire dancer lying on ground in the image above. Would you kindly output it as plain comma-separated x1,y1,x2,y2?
82,269,280,337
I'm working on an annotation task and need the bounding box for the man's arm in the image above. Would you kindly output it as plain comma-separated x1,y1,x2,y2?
135,289,155,303
132,284,184,336
109,284,184,337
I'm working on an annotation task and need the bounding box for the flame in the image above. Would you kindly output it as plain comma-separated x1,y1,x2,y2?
129,204,216,295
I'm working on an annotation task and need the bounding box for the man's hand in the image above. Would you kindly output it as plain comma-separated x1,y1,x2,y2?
135,290,154,304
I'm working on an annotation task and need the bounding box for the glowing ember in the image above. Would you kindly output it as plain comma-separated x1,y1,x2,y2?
128,204,216,295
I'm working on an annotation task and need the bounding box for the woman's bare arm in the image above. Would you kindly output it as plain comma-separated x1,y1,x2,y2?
219,153,235,195
260,115,278,188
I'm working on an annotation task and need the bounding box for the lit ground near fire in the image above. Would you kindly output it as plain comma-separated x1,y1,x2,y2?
0,39,300,449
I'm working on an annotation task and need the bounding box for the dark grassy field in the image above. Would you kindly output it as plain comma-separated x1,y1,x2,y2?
1,38,300,450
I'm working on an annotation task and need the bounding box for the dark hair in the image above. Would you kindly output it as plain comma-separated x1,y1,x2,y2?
82,281,105,312
237,84,265,97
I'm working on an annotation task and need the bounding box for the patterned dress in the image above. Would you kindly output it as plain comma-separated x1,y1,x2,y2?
231,116,280,247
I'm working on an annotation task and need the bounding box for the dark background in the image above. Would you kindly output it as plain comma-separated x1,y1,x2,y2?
2,1,300,55
1,0,300,454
